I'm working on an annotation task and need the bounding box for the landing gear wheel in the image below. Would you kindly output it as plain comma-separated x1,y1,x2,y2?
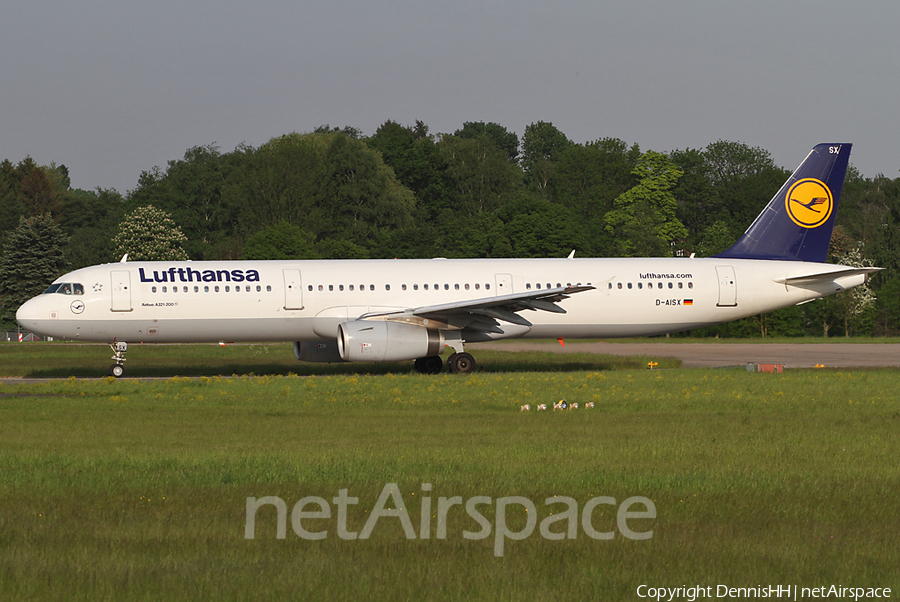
109,364,125,378
448,352,477,374
414,355,444,375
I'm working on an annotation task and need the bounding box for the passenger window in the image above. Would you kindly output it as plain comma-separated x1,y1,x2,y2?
349,284,354,291
627,283,632,289
308,285,313,291
688,282,693,289
402,284,407,291
266,285,272,292
668,282,673,289
215,286,220,292
413,284,418,290
658,283,663,289
162,286,167,293
638,283,643,289
369,284,375,291
424,284,429,290
526,283,532,290
444,284,449,290
617,283,622,289
194,286,199,292
339,284,344,291
204,286,209,292
257,285,261,292
608,283,612,290
225,286,230,292
152,286,157,293
475,283,480,290
328,285,333,291
386,284,391,291
245,285,250,292
454,284,459,290
485,284,490,290
678,282,683,289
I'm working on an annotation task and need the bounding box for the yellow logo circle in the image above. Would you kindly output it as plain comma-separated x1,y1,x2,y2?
785,179,833,228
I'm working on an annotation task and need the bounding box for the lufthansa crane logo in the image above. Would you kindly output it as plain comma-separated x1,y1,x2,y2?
70,300,85,314
785,178,833,228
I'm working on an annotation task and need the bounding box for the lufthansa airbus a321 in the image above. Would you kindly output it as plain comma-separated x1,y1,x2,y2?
16,144,879,377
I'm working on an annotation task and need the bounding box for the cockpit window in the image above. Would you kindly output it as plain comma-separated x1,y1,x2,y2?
43,282,84,295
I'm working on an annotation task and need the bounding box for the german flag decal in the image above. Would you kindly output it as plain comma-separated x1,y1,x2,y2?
684,299,693,306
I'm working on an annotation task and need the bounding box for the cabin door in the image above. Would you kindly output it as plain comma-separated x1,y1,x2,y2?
715,265,737,307
110,270,132,312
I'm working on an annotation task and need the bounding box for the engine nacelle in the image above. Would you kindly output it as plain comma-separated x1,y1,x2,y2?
337,321,444,362
293,341,345,363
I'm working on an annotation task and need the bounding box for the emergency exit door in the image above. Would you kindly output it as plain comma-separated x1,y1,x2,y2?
283,269,304,310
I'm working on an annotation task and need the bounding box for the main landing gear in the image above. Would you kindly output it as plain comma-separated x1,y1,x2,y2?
413,352,478,374
109,341,127,377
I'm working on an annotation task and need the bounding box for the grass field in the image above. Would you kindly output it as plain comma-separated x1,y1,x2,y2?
1,345,898,599
0,341,680,378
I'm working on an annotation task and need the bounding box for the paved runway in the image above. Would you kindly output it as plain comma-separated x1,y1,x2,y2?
475,342,900,369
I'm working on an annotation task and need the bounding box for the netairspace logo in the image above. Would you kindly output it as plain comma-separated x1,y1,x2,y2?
637,584,892,601
244,483,656,557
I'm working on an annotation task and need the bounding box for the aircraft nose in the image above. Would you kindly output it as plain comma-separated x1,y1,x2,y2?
16,296,45,331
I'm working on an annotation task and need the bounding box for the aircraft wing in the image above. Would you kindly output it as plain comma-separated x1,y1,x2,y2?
361,285,594,332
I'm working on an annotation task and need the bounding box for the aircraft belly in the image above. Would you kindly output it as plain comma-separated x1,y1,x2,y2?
30,317,321,343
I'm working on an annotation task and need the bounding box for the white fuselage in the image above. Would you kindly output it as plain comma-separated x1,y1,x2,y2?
16,257,864,344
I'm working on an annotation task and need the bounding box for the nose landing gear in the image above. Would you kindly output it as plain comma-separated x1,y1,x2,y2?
109,341,127,377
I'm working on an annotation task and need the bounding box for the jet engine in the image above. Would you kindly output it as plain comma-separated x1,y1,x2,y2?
337,321,444,362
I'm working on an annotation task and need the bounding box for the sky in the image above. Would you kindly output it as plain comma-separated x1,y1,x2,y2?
2,0,899,194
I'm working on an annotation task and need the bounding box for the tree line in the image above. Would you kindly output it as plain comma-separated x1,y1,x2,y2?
2,120,899,336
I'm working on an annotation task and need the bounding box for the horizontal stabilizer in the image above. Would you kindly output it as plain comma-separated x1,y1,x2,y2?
775,266,883,286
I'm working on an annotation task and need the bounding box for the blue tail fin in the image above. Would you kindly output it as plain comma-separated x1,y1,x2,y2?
714,143,851,263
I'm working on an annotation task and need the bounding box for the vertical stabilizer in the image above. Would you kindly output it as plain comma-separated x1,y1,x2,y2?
714,143,851,263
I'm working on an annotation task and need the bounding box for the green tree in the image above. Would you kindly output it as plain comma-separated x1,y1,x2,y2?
520,121,572,194
874,277,900,335
0,158,70,247
59,187,126,268
129,144,250,260
321,134,417,250
548,138,640,255
604,151,687,257
437,135,522,216
701,141,789,229
454,121,519,163
694,221,734,256
0,214,70,324
241,221,319,260
112,205,190,261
